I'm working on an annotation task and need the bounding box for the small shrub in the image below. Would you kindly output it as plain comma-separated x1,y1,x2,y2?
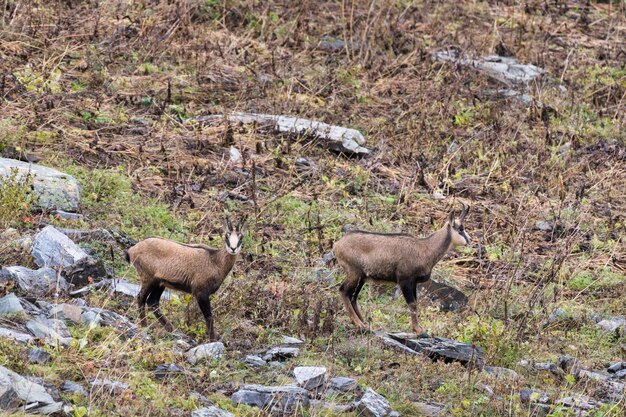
0,168,36,229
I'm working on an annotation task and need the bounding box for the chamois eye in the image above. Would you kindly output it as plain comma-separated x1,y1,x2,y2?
459,226,464,232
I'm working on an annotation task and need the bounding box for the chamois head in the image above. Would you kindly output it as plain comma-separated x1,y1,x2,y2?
224,216,246,255
448,203,470,246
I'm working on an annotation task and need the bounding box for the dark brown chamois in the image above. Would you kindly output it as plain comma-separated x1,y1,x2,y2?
126,216,246,341
333,204,470,336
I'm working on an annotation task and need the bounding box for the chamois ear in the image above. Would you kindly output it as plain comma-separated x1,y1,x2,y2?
224,218,231,233
459,203,470,222
448,210,455,225
236,216,247,233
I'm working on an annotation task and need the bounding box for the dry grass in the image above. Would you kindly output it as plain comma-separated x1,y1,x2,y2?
1,0,626,416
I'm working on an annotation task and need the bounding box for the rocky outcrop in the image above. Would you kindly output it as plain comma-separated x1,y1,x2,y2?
378,332,485,368
31,225,107,286
231,384,310,414
0,158,81,212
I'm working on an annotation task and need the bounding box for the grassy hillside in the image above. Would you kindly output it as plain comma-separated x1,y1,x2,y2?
1,1,625,416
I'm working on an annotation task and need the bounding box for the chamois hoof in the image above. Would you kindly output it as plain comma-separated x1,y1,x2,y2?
417,331,431,339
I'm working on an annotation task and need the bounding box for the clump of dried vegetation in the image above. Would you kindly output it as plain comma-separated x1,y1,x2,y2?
1,0,625,416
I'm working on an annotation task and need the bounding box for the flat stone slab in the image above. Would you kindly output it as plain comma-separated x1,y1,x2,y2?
0,266,68,297
0,365,63,414
294,366,327,390
377,332,485,368
262,346,300,362
184,342,225,365
0,326,35,344
433,50,545,86
329,376,360,393
231,384,310,414
0,158,81,212
90,379,130,395
355,388,392,417
26,318,73,347
193,112,371,155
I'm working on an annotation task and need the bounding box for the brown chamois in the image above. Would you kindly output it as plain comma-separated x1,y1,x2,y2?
126,216,246,341
333,204,470,336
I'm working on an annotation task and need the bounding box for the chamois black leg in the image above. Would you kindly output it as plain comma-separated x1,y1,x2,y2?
351,277,367,323
195,292,216,341
400,279,428,337
146,285,173,331
339,268,369,331
136,284,151,326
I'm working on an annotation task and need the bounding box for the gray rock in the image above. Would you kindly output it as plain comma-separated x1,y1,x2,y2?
330,376,360,393
0,266,68,297
81,310,102,327
295,157,311,167
317,36,347,52
154,363,185,379
81,307,142,339
520,388,550,404
26,318,73,347
388,411,400,417
231,384,310,414
558,395,603,411
433,50,545,86
191,406,235,417
185,342,225,365
355,388,392,417
518,360,564,377
535,221,553,231
282,336,304,345
193,113,370,155
107,279,174,301
615,369,626,379
0,326,35,344
0,383,21,409
50,303,83,323
484,366,520,380
61,381,86,396
28,348,52,364
0,365,63,414
413,402,444,417
53,210,84,220
31,225,107,286
379,332,485,368
190,391,213,406
262,346,300,362
577,369,610,382
597,317,625,333
243,355,267,367
557,355,580,374
294,366,327,390
416,279,467,312
0,158,81,212
546,307,568,324
0,293,24,315
90,379,129,395
607,362,625,373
